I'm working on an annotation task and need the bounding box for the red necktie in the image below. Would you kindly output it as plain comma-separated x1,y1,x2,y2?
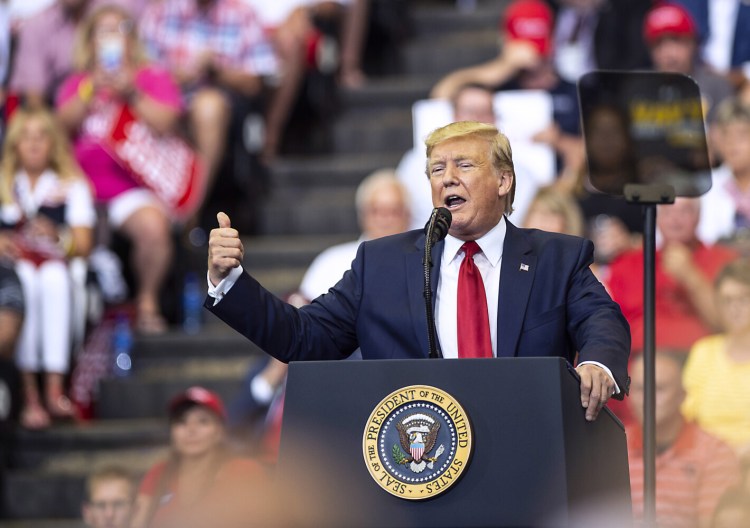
457,241,493,358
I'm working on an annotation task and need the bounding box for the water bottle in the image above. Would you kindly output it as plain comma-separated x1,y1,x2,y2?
112,313,133,377
183,272,203,335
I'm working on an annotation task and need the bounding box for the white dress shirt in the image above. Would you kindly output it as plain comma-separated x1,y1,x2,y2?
436,218,505,359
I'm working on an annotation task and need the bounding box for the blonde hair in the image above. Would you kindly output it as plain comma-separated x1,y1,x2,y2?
0,107,86,205
72,4,145,71
525,186,585,237
424,121,516,215
715,257,750,290
85,466,135,503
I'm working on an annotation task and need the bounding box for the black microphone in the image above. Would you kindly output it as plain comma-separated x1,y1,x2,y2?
424,207,452,246
423,207,452,359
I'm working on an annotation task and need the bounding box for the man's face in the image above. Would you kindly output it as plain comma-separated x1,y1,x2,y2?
453,88,496,125
428,136,512,240
82,478,134,528
650,36,696,74
656,197,700,245
628,355,685,430
360,183,410,240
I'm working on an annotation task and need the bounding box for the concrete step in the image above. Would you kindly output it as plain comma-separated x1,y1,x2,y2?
0,521,84,528
259,186,358,236
403,29,500,76
270,151,404,188
130,324,262,364
8,419,166,471
96,359,254,420
331,108,413,154
411,1,510,37
340,75,435,112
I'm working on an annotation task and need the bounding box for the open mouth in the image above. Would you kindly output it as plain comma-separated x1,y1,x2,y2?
445,195,466,209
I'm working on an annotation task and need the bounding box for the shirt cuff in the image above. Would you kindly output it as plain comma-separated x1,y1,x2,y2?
577,360,620,395
206,266,243,306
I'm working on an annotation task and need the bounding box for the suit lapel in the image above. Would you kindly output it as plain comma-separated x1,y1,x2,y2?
497,221,535,357
406,235,443,358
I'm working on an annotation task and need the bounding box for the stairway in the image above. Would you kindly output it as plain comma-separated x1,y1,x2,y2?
0,0,508,523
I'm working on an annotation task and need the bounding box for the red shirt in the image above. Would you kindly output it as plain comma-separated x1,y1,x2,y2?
139,456,267,527
607,244,737,351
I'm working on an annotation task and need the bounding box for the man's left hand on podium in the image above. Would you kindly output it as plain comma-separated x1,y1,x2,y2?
576,364,616,422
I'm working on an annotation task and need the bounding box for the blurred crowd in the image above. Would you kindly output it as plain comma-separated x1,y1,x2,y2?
0,0,749,526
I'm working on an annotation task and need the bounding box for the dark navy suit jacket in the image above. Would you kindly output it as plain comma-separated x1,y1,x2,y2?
207,220,631,395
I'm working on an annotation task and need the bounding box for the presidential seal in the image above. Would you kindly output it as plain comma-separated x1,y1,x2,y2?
362,385,472,500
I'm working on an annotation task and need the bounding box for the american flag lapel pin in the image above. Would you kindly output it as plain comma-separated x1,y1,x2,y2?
519,263,529,272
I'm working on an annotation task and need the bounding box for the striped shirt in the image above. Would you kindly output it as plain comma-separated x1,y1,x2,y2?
682,334,750,450
627,422,741,527
139,0,277,78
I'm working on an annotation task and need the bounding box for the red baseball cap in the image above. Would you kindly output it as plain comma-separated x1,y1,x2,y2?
643,3,696,45
502,0,554,57
168,386,227,421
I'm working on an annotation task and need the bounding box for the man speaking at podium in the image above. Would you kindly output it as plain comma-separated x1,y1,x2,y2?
206,121,630,422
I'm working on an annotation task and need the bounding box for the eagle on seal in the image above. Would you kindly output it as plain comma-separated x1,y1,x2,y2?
396,413,440,463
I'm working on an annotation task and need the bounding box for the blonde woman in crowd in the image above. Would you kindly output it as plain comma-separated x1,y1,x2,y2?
683,258,750,458
0,107,95,429
522,185,584,237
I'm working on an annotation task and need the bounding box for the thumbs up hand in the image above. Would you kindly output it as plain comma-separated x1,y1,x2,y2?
208,212,244,286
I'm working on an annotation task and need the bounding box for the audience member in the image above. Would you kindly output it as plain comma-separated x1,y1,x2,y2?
0,234,23,469
627,352,741,527
299,168,411,300
522,185,583,237
81,465,136,528
550,0,652,83
643,2,733,125
8,0,146,108
683,258,750,456
699,99,750,247
139,0,278,193
131,386,268,528
607,197,737,352
56,5,182,334
672,0,750,90
0,107,95,429
431,0,584,183
6,0,55,28
247,0,370,160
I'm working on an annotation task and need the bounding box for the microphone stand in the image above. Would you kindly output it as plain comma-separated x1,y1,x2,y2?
424,209,441,359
